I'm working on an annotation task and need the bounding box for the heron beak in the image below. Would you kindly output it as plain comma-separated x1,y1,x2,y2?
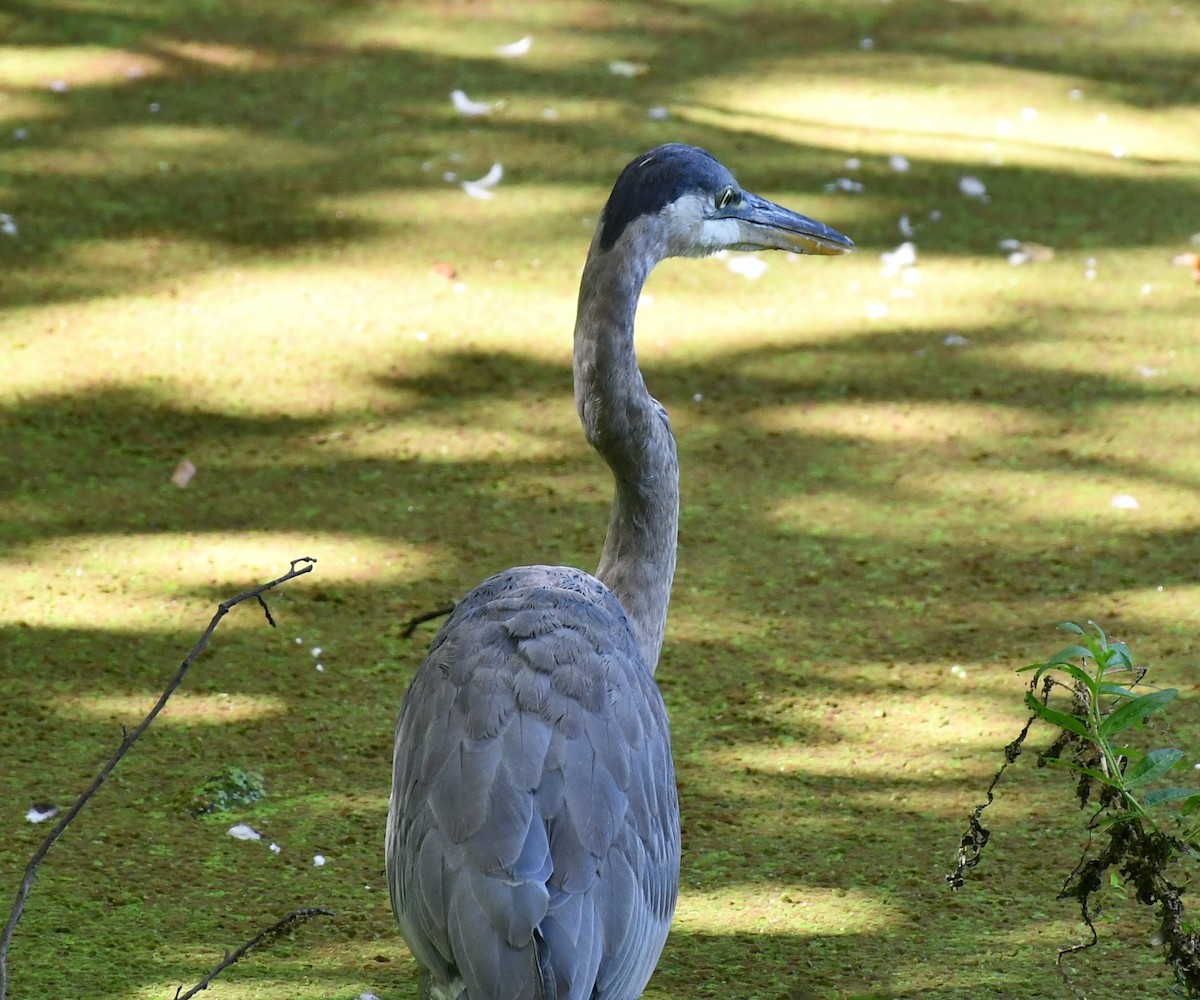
731,191,854,256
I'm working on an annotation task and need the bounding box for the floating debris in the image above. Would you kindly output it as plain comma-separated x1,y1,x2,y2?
170,458,196,489
0,213,17,237
26,803,59,824
450,89,496,117
269,842,281,854
944,334,969,347
227,823,262,841
998,239,1054,265
865,301,890,320
462,162,504,200
1110,494,1140,510
859,37,875,50
880,241,916,274
313,854,327,867
898,215,914,238
494,36,532,57
647,106,669,121
958,175,988,200
824,177,864,194
844,157,861,171
1020,107,1038,121
888,154,910,173
608,60,648,77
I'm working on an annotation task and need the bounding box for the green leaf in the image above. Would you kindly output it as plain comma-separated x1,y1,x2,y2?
1057,621,1086,635
1181,794,1200,817
1049,644,1094,665
1098,683,1138,699
1142,787,1199,809
1053,663,1099,696
1040,758,1119,787
1099,689,1178,738
1124,748,1185,788
1024,691,1091,739
1109,642,1134,668
1089,621,1109,647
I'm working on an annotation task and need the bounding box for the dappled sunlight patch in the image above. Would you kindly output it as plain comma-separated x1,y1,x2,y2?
675,883,895,936
48,691,287,727
324,5,628,69
323,184,597,237
3,125,328,179
0,91,52,125
324,414,573,465
768,461,1198,539
128,975,339,1000
699,688,1021,776
0,532,432,629
913,468,1199,531
759,400,1047,446
0,46,164,89
688,55,1198,165
1088,585,1200,635
154,40,279,72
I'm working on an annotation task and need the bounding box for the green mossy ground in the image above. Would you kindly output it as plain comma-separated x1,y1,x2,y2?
2,2,1199,998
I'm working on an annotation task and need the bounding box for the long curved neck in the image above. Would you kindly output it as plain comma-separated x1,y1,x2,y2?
573,226,678,673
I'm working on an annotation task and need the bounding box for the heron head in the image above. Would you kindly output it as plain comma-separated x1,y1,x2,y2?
598,144,853,261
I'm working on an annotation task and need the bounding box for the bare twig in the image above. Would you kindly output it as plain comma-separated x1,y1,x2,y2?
946,681,1047,890
0,557,317,1000
400,602,456,639
1056,920,1097,1000
173,907,335,999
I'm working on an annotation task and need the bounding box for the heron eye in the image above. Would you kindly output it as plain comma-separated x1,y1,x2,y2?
717,187,737,210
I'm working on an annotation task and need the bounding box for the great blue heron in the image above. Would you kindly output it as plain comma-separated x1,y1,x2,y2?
387,143,853,1000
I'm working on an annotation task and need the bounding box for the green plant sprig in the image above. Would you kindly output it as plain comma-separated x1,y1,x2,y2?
949,621,1200,998
1019,620,1200,844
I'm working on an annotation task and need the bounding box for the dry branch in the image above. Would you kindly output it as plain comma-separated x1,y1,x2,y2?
173,907,335,999
399,601,456,639
0,557,317,999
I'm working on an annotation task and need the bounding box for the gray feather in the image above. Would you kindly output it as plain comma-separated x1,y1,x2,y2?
388,566,679,1000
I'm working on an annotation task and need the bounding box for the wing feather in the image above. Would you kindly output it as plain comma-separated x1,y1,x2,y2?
387,565,679,1000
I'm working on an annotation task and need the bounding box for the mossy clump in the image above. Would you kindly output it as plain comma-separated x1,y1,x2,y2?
189,766,267,816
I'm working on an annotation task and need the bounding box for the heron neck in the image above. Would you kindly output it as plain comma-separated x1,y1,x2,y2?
573,232,678,673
